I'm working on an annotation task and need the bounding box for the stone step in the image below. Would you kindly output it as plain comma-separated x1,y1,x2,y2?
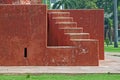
70,39,98,42
55,22,77,28
49,12,70,14
52,17,73,22
56,22,77,24
45,46,74,66
59,27,83,33
48,12,70,17
65,33,90,39
47,46,75,48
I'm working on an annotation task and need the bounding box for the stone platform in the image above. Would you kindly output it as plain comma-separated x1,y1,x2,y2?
0,52,119,74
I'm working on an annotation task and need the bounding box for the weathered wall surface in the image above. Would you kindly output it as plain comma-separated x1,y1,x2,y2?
0,5,100,66
0,5,47,65
46,40,99,66
48,10,104,60
0,0,12,4
69,10,104,60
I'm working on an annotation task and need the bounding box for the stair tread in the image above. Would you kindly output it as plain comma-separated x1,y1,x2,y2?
59,27,83,29
47,46,75,48
49,12,70,14
56,22,76,24
65,33,89,35
70,39,98,41
52,17,73,19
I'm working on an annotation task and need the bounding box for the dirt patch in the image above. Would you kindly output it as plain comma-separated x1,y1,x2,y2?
111,55,120,57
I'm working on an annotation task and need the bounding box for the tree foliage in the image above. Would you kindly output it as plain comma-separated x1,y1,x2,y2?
52,0,77,9
52,0,98,9
96,0,113,13
76,0,97,9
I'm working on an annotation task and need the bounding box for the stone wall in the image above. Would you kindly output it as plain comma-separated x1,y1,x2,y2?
0,5,47,65
0,5,102,66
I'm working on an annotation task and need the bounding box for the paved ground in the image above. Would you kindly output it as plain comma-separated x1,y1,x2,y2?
0,52,120,74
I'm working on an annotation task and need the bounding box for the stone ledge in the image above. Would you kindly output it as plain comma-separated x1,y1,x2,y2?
47,46,75,48
70,39,98,41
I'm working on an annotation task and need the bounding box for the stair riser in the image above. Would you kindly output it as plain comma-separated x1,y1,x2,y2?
53,18,73,22
57,30,73,46
56,24,77,28
69,35,90,39
61,29,83,33
50,14,70,17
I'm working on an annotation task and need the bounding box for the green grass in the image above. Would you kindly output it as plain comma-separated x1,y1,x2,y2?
0,74,120,80
104,42,120,52
104,45,120,52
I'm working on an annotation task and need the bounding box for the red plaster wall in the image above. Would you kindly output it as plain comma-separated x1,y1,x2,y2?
0,5,100,66
72,40,99,66
0,5,47,66
46,41,99,66
0,0,13,4
48,10,104,60
45,47,74,66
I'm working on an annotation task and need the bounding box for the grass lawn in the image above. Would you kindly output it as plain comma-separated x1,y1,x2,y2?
104,42,120,52
0,74,120,80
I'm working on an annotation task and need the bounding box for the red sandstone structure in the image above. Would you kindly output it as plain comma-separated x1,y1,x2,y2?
0,0,104,66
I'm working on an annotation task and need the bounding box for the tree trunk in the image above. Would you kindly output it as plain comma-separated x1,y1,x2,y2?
113,0,119,47
109,27,113,45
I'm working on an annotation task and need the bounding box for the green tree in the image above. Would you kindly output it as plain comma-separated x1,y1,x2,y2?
76,0,97,9
52,0,77,9
96,0,113,14
96,0,119,47
52,0,98,9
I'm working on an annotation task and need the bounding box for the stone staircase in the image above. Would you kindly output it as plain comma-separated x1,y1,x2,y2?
48,12,96,46
48,11,99,66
